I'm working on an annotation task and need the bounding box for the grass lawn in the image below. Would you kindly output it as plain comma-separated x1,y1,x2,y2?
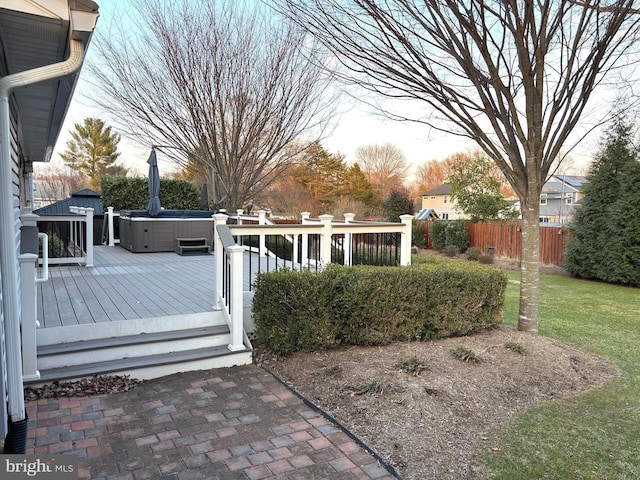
483,271,640,479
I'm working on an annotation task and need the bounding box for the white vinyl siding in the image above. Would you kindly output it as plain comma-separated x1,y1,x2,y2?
0,102,20,438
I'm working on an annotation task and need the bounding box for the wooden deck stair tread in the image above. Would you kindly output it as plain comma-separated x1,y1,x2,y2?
38,325,229,356
34,344,250,383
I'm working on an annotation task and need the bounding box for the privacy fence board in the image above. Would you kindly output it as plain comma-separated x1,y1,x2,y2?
421,222,568,266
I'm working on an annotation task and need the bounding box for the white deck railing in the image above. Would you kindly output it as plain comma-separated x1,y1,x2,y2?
214,211,413,351
37,207,94,267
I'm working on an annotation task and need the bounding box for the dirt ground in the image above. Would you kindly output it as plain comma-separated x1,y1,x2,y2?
254,251,618,480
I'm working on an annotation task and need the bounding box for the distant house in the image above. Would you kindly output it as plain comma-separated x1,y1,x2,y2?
420,184,467,220
539,175,587,224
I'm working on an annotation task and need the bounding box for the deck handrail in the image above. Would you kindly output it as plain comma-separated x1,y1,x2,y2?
37,207,94,267
213,214,246,352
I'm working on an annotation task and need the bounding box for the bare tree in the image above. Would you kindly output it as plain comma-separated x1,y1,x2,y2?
87,0,336,210
33,164,90,205
409,155,460,204
274,0,640,332
354,143,408,200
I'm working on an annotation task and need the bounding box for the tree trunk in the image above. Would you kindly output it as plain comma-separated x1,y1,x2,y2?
518,191,541,332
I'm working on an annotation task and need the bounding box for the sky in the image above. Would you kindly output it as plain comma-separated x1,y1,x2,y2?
46,0,596,180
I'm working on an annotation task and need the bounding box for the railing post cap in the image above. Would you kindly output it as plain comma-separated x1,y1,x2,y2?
318,214,333,220
18,253,39,262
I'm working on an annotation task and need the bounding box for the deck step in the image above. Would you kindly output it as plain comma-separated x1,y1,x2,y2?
32,345,252,383
32,318,253,384
38,325,229,357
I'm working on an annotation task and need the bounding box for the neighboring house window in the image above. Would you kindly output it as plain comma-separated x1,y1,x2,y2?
565,196,573,205
539,216,550,223
431,196,436,200
540,194,547,205
443,196,448,203
442,213,449,220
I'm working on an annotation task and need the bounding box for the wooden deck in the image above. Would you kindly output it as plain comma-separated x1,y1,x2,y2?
37,245,294,328
37,246,217,328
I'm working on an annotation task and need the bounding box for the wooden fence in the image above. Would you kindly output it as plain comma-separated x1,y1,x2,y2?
421,222,569,266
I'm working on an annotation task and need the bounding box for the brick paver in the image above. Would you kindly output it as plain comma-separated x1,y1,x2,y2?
25,365,398,479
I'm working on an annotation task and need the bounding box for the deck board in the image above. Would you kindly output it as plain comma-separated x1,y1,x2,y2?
37,245,300,328
37,247,219,328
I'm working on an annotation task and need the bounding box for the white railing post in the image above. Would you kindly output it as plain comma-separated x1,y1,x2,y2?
301,212,310,264
228,245,245,352
400,214,414,266
19,253,40,382
292,234,299,266
258,209,267,257
37,233,49,282
319,214,334,265
107,206,115,246
343,213,355,266
236,209,244,246
213,213,228,311
84,207,94,267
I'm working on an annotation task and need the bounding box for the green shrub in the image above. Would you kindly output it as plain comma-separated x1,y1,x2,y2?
354,380,383,396
429,220,447,250
445,220,470,251
444,245,459,257
101,176,200,211
39,232,65,258
412,221,426,248
450,346,481,363
253,261,507,355
397,357,429,376
465,247,482,261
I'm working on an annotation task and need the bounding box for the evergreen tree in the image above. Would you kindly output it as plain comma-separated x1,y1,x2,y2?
59,118,121,191
294,142,348,213
565,117,640,286
341,163,379,209
382,190,414,222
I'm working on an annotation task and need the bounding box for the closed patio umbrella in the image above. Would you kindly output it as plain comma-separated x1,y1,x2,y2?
147,149,161,217
200,183,209,211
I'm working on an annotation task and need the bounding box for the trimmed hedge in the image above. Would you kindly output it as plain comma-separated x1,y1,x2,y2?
101,176,201,211
253,260,506,355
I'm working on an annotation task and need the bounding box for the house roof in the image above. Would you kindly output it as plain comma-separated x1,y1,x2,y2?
555,175,587,188
34,189,103,216
421,184,451,196
543,175,588,194
0,1,99,162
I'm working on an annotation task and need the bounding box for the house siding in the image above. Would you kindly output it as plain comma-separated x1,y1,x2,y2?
0,100,20,438
420,189,467,220
539,177,580,223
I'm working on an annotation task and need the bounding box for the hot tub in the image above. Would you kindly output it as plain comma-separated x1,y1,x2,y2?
119,210,215,253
